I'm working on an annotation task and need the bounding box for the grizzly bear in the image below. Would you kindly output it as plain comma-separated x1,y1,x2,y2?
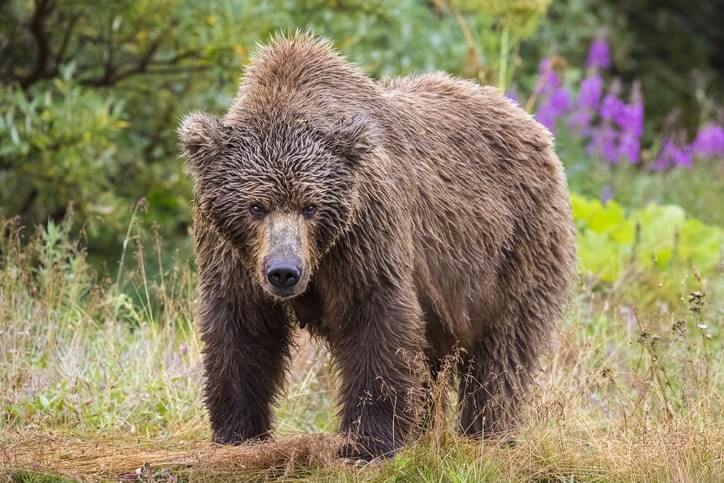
178,33,576,460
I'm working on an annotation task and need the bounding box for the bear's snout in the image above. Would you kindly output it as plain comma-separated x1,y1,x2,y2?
266,260,302,289
259,213,310,299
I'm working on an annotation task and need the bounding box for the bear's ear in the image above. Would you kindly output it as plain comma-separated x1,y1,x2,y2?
328,114,378,166
178,112,227,172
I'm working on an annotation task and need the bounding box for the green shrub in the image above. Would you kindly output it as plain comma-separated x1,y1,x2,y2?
572,193,723,283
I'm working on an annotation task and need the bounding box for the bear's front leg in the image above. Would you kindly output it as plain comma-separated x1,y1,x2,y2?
332,287,427,460
198,292,292,444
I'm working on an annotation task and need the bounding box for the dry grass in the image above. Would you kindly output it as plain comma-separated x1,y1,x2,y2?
2,407,720,481
1,431,344,481
1,218,722,481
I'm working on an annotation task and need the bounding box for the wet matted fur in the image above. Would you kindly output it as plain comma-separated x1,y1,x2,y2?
178,32,576,460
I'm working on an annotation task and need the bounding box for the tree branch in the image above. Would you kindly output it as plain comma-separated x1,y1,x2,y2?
18,188,38,218
55,12,81,67
79,45,204,86
19,0,55,89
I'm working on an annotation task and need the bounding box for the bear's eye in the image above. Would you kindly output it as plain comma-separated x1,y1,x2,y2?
249,204,266,219
302,204,317,218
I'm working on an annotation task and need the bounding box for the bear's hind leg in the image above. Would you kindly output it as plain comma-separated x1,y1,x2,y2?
457,310,545,439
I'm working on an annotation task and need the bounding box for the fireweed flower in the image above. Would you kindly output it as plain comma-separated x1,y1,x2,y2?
600,91,623,122
569,73,603,134
654,139,693,170
691,124,724,158
587,36,611,70
615,102,644,138
536,86,572,132
535,58,559,95
618,131,641,163
586,82,624,163
653,140,675,170
589,123,618,163
568,109,593,135
614,83,644,163
615,82,644,136
578,73,603,111
589,85,629,163
535,102,557,131
534,57,573,132
673,143,694,167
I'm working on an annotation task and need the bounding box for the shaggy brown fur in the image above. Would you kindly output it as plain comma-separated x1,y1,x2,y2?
178,33,576,460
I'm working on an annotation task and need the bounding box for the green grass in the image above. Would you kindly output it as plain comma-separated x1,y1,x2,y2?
1,210,722,481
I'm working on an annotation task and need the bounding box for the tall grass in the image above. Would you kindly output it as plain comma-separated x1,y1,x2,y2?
0,217,204,436
1,217,722,481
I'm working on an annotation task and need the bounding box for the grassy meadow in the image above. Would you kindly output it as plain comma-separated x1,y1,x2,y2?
0,203,721,481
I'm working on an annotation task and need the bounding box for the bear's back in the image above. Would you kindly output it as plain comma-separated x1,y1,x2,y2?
378,72,554,170
375,72,573,349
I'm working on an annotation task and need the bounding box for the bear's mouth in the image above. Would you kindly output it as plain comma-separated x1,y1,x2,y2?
264,284,306,300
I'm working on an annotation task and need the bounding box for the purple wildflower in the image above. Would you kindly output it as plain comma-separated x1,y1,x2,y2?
505,89,520,105
691,124,724,158
180,344,188,356
569,73,603,135
587,37,611,70
589,124,618,163
601,185,613,204
654,140,693,170
614,83,644,137
600,92,623,122
618,131,641,164
535,104,557,131
534,57,573,132
536,86,572,131
614,103,644,137
578,73,603,111
653,140,674,170
535,58,559,95
612,83,644,163
568,109,593,135
672,144,693,167
550,87,573,113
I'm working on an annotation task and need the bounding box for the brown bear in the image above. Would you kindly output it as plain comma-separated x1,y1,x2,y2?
178,33,576,460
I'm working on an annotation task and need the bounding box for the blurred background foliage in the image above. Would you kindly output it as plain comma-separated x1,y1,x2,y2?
0,0,722,272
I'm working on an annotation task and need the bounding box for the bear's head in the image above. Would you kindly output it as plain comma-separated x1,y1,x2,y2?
179,111,375,300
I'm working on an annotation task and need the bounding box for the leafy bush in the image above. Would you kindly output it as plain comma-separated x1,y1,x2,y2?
0,75,128,234
572,193,723,283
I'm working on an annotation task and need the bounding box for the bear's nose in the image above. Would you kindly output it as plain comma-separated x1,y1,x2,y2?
266,262,301,288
